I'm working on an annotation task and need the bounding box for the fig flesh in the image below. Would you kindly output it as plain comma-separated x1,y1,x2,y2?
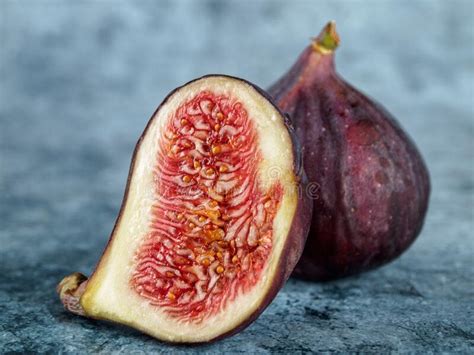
268,22,430,281
58,75,312,343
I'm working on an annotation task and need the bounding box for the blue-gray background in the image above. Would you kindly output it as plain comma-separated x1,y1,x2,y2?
1,0,473,353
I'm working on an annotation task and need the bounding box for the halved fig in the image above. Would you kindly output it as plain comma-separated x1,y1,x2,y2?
57,75,312,343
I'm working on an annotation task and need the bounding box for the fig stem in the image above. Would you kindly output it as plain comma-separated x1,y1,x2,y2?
312,21,340,54
57,272,88,316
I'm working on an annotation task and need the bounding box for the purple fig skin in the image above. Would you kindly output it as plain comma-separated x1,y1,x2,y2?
268,23,430,281
57,74,312,343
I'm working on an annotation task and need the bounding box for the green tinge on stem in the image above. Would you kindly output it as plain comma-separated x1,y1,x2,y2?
312,21,340,54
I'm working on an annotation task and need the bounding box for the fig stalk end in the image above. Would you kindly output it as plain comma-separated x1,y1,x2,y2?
57,272,88,316
312,21,340,54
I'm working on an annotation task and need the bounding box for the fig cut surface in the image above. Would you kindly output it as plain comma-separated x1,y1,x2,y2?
58,75,312,343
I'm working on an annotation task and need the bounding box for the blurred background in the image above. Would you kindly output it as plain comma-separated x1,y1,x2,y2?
1,0,473,353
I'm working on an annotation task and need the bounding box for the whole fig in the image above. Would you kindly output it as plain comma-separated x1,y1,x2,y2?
268,22,430,281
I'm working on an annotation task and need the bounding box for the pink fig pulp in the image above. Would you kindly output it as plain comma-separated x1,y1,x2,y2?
268,22,430,281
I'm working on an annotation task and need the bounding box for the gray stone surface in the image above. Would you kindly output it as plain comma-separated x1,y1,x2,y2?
1,0,473,353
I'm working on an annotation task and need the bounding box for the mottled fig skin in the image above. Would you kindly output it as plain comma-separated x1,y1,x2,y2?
268,23,430,281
